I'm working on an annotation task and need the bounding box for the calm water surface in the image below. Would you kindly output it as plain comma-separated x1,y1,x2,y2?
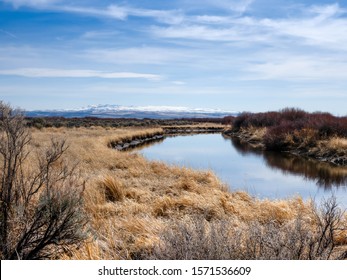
134,134,347,207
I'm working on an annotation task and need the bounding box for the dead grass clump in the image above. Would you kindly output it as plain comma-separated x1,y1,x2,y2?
152,197,199,217
256,197,309,224
99,176,125,202
151,161,170,175
233,191,253,203
220,195,236,214
247,126,267,142
179,176,199,192
326,137,347,150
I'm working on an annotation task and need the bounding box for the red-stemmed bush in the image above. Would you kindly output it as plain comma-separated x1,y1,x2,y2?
232,108,347,151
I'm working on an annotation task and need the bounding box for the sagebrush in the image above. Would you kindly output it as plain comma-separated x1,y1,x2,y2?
0,102,87,259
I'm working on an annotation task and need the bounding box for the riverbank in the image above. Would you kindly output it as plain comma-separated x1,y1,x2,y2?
27,126,347,260
109,124,225,151
224,127,347,166
224,109,347,166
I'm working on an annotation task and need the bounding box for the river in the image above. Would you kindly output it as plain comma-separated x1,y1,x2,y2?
133,133,347,207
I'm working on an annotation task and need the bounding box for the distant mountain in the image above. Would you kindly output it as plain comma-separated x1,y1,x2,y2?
26,105,238,119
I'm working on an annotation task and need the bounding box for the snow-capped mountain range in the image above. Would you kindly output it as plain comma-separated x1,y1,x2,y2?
26,105,238,119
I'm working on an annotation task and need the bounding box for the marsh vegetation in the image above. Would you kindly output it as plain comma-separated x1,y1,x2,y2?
1,103,347,259
226,108,347,165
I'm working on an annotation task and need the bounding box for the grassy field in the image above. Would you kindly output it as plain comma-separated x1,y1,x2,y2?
24,125,347,260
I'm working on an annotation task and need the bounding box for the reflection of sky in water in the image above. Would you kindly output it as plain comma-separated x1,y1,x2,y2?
136,134,347,207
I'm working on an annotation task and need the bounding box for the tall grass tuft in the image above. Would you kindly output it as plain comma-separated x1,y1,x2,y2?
99,176,125,202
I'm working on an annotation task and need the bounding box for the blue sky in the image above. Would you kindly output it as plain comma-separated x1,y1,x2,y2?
0,0,346,114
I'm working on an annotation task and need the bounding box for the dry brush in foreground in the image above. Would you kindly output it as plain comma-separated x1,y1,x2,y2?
144,197,347,260
0,102,87,259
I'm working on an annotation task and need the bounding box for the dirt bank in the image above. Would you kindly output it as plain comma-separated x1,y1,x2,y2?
109,125,225,151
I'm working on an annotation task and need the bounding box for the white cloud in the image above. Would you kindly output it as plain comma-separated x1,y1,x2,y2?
192,15,230,24
172,81,186,85
152,25,231,41
229,0,254,14
309,3,344,19
179,0,253,14
3,1,347,87
57,5,128,20
151,3,347,52
81,30,120,39
0,68,161,80
128,7,184,25
6,2,184,24
258,4,347,50
2,0,59,8
84,47,192,65
46,4,183,24
151,24,270,43
245,55,347,81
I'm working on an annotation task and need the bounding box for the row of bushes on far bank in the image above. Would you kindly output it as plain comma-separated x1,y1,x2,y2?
230,108,347,151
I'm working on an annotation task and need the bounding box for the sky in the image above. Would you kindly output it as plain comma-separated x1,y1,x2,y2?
0,0,346,115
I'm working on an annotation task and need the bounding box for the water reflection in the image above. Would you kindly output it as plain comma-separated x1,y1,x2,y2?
133,133,347,204
130,132,219,152
122,137,165,151
228,137,347,190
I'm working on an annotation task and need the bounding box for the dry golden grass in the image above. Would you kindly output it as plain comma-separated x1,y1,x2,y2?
247,126,267,142
326,137,347,150
162,123,225,129
27,126,346,259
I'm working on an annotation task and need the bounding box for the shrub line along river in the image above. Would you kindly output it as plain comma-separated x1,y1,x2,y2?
130,133,347,207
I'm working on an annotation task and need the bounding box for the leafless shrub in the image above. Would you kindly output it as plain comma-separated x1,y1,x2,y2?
143,197,347,260
231,108,347,152
0,102,87,259
142,217,240,260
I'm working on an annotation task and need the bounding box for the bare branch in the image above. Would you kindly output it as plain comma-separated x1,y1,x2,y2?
0,101,87,260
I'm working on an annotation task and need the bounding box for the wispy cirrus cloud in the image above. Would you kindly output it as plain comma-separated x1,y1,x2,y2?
2,0,347,114
83,47,193,65
57,5,184,24
228,0,254,14
151,24,266,42
258,5,347,50
308,3,345,18
57,5,128,20
0,29,17,39
0,68,161,80
245,56,347,81
2,0,60,8
3,0,184,23
80,30,120,39
179,0,253,14
151,3,347,51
